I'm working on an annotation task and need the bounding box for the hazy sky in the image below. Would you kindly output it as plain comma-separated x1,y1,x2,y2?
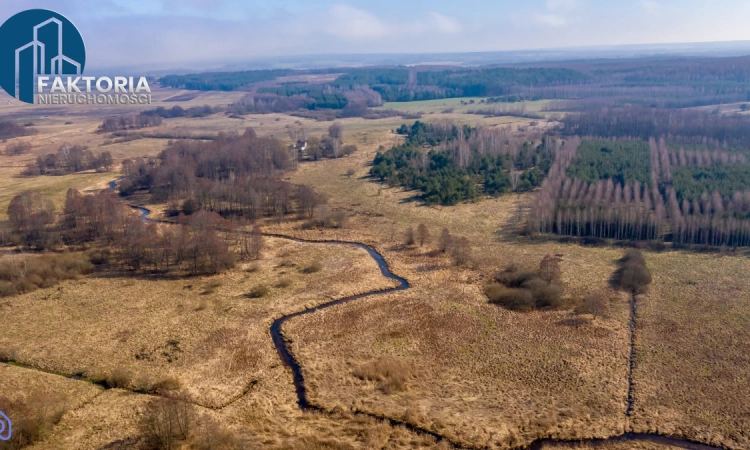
2,0,750,69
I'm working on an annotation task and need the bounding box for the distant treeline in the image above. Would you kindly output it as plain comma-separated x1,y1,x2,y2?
141,105,217,118
99,113,163,132
160,66,588,107
160,69,294,91
561,107,750,149
159,54,750,108
370,121,556,205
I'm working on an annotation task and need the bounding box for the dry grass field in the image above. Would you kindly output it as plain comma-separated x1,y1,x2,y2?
0,237,396,409
1,95,748,449
265,127,750,449
628,252,750,449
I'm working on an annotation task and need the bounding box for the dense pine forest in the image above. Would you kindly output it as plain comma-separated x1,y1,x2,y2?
369,121,555,205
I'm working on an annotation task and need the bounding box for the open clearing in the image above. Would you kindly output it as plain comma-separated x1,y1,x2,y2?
629,252,750,449
0,237,396,408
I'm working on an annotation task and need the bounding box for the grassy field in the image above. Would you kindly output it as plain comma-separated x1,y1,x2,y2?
270,152,634,448
1,97,748,448
0,237,396,408
263,124,750,449
629,252,750,449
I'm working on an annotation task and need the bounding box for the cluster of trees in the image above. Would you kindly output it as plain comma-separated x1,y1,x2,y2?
122,129,328,221
99,113,163,132
486,255,565,311
528,137,750,247
4,141,31,156
371,121,556,205
23,144,113,176
227,94,312,115
565,140,652,186
7,191,57,249
300,122,358,161
404,225,471,266
5,188,249,275
0,120,36,140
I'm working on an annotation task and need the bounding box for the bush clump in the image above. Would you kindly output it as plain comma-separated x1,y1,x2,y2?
106,367,132,388
0,253,94,298
300,260,322,274
487,254,566,311
353,356,416,394
0,391,67,449
140,397,194,450
612,249,653,294
245,285,269,299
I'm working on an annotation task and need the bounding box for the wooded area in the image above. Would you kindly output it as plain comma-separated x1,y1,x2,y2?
370,121,555,205
23,144,113,176
528,135,750,247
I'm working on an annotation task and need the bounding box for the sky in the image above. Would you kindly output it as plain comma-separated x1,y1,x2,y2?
2,0,750,70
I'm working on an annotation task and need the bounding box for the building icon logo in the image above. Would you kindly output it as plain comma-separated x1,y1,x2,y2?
0,9,86,104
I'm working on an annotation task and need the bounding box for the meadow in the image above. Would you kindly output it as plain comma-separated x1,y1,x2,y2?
0,90,748,449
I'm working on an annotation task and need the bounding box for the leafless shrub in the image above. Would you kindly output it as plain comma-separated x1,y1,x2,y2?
490,258,567,311
278,258,296,268
576,291,608,318
0,391,67,449
191,417,240,450
0,347,18,362
201,280,222,295
450,236,472,266
486,285,535,311
0,253,94,298
86,248,111,265
106,367,132,389
5,141,31,155
301,261,322,274
140,397,194,450
245,285,269,298
416,224,430,247
438,228,452,253
404,227,415,246
150,376,181,394
275,278,292,288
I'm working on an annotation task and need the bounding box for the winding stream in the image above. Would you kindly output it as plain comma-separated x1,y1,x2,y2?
11,179,724,449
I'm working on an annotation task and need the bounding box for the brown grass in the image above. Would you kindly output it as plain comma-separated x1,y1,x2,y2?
0,237,396,411
628,252,750,449
353,356,416,394
2,102,746,448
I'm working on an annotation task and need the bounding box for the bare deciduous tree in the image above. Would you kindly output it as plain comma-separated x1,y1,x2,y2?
417,223,430,247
